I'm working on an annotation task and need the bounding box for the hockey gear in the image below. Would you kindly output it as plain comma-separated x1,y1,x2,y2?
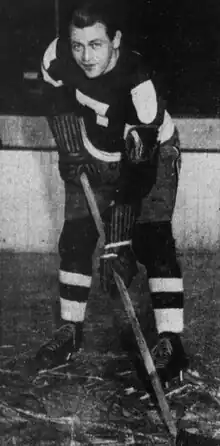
117,125,159,204
100,244,138,297
113,271,177,440
48,114,102,185
48,113,122,199
100,203,138,296
25,323,83,377
80,172,105,239
78,172,213,446
48,113,83,155
125,125,158,164
134,332,189,392
151,332,189,385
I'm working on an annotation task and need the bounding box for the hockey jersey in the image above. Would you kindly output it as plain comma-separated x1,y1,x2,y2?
41,37,175,219
42,37,175,153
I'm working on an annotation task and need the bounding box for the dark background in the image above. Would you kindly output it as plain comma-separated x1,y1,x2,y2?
0,0,220,116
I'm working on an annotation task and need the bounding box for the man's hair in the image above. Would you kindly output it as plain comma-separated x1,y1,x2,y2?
62,0,124,41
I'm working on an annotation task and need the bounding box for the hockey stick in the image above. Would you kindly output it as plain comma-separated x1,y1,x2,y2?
80,173,105,240
79,172,177,442
113,270,177,439
80,172,220,446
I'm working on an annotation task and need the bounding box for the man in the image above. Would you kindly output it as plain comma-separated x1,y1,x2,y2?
30,0,188,388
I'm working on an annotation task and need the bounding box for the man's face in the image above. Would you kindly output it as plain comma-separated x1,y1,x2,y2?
69,22,121,78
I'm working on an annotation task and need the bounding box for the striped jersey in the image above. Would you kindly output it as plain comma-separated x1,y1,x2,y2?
42,37,175,157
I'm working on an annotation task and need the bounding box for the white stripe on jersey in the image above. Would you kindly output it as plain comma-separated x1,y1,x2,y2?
131,80,157,124
76,89,109,117
123,111,175,144
43,38,58,69
41,38,63,87
80,119,121,162
157,111,175,143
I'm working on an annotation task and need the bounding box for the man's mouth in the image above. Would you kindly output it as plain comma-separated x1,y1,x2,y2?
82,64,95,70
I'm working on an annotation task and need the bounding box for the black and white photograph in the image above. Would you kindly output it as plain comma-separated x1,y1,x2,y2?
0,1,220,444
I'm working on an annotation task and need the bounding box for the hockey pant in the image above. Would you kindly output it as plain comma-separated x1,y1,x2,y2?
58,205,137,321
46,112,121,322
132,132,184,335
59,217,183,332
58,216,98,323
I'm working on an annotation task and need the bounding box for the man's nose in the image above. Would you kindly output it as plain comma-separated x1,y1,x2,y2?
82,46,91,62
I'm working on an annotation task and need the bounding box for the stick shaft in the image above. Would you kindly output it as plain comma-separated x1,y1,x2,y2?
80,171,177,440
80,172,105,241
113,270,177,440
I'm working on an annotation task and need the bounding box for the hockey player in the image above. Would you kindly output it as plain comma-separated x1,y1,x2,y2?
30,0,189,388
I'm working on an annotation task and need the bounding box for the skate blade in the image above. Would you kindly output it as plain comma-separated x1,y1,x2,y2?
131,371,190,403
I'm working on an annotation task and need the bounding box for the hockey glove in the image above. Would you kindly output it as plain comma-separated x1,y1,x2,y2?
125,125,158,164
100,203,138,297
117,125,159,203
48,114,101,185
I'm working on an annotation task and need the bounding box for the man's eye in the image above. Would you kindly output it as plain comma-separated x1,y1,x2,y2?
91,42,102,49
72,44,81,51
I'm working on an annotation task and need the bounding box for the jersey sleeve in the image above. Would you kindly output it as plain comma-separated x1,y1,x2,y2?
131,79,158,124
125,56,174,143
41,38,64,87
130,58,165,127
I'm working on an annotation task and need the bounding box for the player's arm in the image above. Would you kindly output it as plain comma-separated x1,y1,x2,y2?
100,79,162,295
41,39,82,184
128,74,175,151
126,76,164,163
115,78,165,204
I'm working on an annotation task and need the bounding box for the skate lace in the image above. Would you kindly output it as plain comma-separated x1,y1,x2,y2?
151,337,173,369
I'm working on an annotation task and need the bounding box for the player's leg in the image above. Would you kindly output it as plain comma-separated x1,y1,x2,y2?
132,132,189,388
133,221,188,387
30,216,98,373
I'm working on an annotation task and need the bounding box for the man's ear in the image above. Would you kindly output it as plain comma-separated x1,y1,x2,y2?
113,30,122,49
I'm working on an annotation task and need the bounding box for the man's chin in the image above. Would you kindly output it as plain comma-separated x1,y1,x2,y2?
80,65,102,78
84,72,98,78
83,70,100,78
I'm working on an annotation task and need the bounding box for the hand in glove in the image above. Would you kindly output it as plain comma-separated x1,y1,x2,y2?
117,125,159,204
100,244,138,297
100,204,138,297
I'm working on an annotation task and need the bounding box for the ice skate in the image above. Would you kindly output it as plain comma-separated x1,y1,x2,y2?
23,323,83,379
134,332,189,392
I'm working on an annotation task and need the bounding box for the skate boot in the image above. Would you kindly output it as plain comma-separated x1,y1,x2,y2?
24,322,83,378
134,332,189,392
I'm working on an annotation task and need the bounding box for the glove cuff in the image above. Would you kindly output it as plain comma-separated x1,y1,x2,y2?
104,204,136,245
101,240,132,259
105,240,132,250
